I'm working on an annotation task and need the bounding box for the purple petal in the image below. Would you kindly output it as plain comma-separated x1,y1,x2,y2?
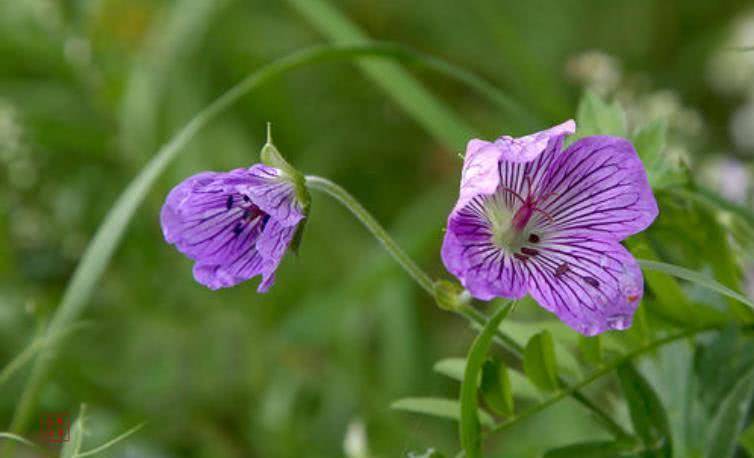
256,219,297,261
237,164,305,227
442,196,528,300
523,237,643,336
455,139,502,212
160,171,269,264
536,136,659,240
493,119,575,163
192,249,276,292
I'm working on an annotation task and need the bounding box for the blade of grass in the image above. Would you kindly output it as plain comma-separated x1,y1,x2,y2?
0,433,37,449
638,259,754,311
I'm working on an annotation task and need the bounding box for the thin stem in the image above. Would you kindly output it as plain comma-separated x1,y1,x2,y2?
304,175,435,294
306,174,630,439
488,324,720,435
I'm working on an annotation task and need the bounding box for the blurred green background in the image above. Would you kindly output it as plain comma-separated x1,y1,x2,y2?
1,0,754,457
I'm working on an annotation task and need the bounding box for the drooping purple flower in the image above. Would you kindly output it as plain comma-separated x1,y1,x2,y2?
442,120,659,335
161,164,306,291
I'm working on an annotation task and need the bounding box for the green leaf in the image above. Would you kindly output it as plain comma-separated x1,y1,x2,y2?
543,440,639,458
617,363,672,457
459,301,513,458
524,330,559,392
433,358,541,401
391,398,494,428
638,259,754,311
573,90,627,140
578,335,602,366
481,358,514,416
706,367,754,458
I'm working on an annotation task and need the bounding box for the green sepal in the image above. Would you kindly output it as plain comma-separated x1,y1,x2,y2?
259,123,311,217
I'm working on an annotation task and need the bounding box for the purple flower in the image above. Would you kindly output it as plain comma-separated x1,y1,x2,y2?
442,120,659,335
161,164,306,291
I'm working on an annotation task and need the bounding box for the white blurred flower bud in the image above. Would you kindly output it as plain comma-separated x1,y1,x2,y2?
343,418,369,458
701,156,750,203
566,50,622,96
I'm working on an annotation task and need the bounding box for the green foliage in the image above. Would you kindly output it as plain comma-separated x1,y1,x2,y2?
706,367,754,458
390,398,494,428
543,440,639,458
617,363,672,457
480,358,514,416
459,301,513,458
524,331,559,392
573,90,627,139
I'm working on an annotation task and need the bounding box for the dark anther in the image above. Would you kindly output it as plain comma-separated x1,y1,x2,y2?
521,247,539,256
514,253,529,262
232,223,244,235
243,195,251,202
528,233,540,243
226,195,234,210
242,210,251,219
583,276,600,288
555,263,569,277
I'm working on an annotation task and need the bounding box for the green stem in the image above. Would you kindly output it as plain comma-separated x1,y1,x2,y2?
488,324,720,435
305,175,435,294
305,175,630,439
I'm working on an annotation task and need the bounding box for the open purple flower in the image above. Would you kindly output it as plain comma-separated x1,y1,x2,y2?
442,120,658,335
161,164,306,291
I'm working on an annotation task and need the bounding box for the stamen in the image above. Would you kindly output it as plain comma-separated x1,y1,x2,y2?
583,276,600,288
533,207,556,224
528,233,540,243
232,223,244,235
513,253,529,262
521,247,539,256
226,195,234,210
499,187,527,206
242,210,251,219
243,195,251,202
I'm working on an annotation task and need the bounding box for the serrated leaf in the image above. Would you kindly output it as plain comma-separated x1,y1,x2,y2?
390,398,494,428
706,367,754,458
543,440,639,458
524,331,559,392
578,335,602,366
459,301,513,458
617,363,672,457
573,90,626,141
481,358,514,416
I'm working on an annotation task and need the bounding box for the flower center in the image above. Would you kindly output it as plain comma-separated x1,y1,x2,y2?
484,198,531,252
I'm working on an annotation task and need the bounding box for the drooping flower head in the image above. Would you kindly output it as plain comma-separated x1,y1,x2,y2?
442,121,658,335
161,137,308,291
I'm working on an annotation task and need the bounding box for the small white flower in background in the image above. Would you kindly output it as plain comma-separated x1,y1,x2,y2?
343,418,369,458
701,156,751,203
565,50,622,96
707,10,754,96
